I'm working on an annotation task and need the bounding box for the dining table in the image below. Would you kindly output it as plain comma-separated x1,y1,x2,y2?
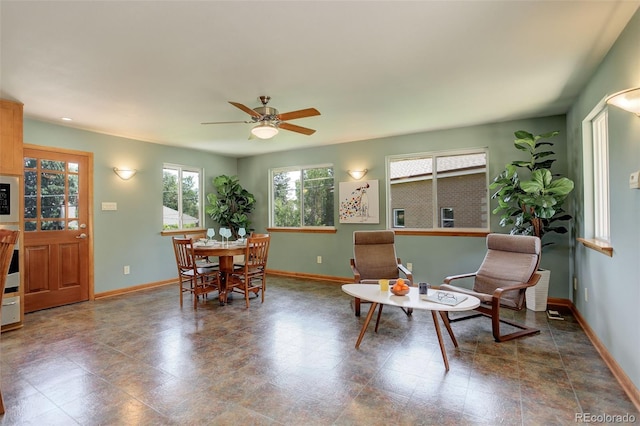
193,240,246,304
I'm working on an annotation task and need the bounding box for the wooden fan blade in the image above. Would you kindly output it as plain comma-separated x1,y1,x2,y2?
279,122,316,135
229,101,262,118
201,120,251,125
277,108,320,121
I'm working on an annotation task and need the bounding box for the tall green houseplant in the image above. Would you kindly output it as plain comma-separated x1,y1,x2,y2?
490,130,574,246
206,175,256,238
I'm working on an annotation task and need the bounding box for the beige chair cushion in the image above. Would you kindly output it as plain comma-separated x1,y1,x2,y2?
474,234,541,308
353,230,400,280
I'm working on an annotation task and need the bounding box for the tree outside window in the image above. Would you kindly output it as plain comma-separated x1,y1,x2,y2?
271,165,334,227
162,165,202,230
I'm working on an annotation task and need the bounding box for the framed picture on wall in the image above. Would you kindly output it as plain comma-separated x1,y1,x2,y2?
339,180,379,224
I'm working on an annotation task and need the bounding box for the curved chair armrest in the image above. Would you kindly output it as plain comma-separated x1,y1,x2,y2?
491,272,541,299
443,272,477,284
397,259,413,284
350,258,361,283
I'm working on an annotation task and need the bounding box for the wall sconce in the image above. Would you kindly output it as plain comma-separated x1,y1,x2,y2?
113,168,137,180
347,169,368,180
606,87,640,116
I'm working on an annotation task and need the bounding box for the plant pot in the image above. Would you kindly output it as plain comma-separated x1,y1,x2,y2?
526,268,550,312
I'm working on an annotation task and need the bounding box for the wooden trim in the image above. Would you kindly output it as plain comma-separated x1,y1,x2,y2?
94,278,175,299
550,299,640,411
577,237,613,257
266,269,350,284
161,228,206,237
266,227,337,234
394,229,489,237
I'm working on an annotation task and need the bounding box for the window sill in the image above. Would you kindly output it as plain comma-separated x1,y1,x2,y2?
393,228,489,237
577,237,613,257
266,227,337,234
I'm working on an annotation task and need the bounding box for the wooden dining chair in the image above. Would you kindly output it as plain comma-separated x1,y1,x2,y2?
181,232,219,269
172,237,220,309
228,234,271,308
0,229,20,415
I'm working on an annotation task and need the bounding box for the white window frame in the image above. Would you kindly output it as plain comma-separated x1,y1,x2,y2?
269,164,335,228
162,163,204,231
440,207,454,228
393,208,405,228
582,100,610,243
385,148,489,231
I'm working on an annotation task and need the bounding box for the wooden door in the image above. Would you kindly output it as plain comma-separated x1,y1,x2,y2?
23,146,93,312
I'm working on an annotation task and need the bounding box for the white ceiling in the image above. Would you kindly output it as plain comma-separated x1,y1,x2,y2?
1,1,638,158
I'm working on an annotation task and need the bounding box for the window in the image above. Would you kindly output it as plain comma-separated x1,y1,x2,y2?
386,149,488,230
582,103,610,242
270,165,334,227
162,164,203,230
441,207,454,228
393,208,405,228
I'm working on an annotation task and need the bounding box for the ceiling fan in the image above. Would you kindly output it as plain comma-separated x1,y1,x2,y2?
201,96,320,139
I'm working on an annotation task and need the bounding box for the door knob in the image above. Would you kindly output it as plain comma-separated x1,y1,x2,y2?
76,233,87,239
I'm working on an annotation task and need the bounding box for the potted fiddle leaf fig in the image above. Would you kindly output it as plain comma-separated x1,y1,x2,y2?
205,175,256,238
490,130,574,244
490,130,575,311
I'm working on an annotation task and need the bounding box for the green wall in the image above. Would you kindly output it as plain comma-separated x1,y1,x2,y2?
566,8,640,391
238,115,572,298
23,119,237,293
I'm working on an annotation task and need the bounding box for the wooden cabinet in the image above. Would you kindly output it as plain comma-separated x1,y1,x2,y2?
0,99,24,332
0,99,24,176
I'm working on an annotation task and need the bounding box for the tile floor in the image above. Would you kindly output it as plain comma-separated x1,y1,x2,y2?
1,276,638,425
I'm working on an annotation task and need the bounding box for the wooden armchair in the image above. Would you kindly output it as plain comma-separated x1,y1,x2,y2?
349,230,413,316
440,233,542,342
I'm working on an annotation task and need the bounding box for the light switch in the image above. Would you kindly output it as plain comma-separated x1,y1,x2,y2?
630,171,640,189
101,202,118,211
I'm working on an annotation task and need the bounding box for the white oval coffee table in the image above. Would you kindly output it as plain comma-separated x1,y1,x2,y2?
342,284,480,371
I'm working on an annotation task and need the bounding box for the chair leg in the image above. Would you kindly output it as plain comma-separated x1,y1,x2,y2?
354,297,361,316
0,389,4,415
245,279,250,308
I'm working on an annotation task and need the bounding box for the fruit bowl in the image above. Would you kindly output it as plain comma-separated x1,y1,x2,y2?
390,279,411,296
390,288,410,296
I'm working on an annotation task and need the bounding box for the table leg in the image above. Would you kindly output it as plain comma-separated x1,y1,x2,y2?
374,304,384,332
355,302,378,349
431,310,450,372
217,256,234,305
439,311,458,347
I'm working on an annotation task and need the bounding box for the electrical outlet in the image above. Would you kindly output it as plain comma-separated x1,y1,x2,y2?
316,256,322,264
573,277,577,290
124,265,130,275
407,263,413,271
585,287,588,302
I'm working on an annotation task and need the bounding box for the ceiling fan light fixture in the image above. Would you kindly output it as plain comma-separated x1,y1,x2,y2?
251,122,279,139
